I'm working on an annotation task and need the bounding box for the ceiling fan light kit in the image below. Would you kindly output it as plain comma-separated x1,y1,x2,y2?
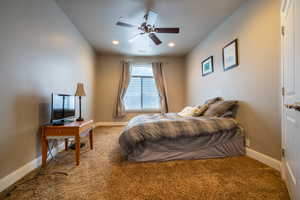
112,40,119,45
116,10,180,46
168,42,175,47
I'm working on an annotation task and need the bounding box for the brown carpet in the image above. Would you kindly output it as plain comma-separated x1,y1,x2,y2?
1,127,289,200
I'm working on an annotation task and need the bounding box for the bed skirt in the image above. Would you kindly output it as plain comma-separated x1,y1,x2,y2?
126,129,245,162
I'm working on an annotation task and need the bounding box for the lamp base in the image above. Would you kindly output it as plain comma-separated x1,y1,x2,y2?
76,117,84,122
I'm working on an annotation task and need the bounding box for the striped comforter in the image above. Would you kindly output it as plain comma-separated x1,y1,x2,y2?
119,113,240,155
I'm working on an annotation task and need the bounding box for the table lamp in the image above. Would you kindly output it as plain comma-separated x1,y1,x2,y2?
75,83,86,121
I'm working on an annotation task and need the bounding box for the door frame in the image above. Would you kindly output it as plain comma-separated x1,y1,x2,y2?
280,0,296,199
280,0,287,180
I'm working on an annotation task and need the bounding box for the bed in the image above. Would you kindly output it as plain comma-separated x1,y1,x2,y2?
119,98,245,162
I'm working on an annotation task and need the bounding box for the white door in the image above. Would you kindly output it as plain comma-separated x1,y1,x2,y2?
282,0,300,199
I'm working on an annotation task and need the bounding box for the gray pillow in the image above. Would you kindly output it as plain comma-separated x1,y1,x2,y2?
204,97,224,106
221,111,234,118
220,104,239,118
203,100,238,117
196,97,224,109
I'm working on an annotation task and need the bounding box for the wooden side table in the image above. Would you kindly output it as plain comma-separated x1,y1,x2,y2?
41,120,94,167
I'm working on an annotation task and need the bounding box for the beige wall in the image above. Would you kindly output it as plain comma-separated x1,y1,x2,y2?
0,0,95,179
95,55,186,122
0,0,281,182
185,0,281,159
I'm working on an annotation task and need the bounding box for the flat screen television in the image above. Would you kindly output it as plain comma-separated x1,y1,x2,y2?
51,93,75,124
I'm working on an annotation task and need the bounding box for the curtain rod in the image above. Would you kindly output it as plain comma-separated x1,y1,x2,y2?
122,55,168,62
121,60,169,65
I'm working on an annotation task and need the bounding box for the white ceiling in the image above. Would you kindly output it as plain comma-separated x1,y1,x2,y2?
56,0,247,56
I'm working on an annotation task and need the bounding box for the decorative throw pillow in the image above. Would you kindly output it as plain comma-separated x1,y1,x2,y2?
193,104,209,116
178,105,208,117
203,100,238,117
193,105,208,116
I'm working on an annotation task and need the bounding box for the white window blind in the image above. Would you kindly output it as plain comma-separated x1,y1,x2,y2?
124,64,160,111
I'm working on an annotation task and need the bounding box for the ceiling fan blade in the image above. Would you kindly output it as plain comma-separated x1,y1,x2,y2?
149,33,162,45
146,10,158,25
116,18,136,28
129,33,143,43
116,21,136,28
155,28,180,34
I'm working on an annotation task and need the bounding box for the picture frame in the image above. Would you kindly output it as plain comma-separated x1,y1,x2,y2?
222,39,239,71
201,56,214,76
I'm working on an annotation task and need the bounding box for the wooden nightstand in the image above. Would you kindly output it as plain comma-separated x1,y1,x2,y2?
41,120,94,167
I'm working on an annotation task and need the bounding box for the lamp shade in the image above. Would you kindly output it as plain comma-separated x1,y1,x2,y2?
75,83,86,97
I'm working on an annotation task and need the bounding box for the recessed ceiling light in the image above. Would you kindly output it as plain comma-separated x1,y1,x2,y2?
112,40,119,45
168,42,175,47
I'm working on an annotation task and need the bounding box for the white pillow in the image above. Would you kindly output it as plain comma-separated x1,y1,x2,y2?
178,107,194,117
178,105,207,117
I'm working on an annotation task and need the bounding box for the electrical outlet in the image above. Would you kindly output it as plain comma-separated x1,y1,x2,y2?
246,138,250,147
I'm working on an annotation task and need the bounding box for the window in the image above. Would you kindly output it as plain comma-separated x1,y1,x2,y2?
124,64,160,111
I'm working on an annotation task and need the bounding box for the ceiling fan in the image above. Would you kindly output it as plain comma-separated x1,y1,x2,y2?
116,10,180,45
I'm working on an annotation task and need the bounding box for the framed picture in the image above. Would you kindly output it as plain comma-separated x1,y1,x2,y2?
222,39,239,71
201,56,214,76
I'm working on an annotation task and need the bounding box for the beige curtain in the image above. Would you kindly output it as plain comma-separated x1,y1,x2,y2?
115,61,131,118
152,62,169,113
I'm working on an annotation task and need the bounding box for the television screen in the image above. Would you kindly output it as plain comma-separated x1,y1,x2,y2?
51,94,75,122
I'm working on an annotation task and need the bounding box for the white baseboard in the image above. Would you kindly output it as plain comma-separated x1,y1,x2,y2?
0,122,127,193
94,122,128,127
0,142,65,193
0,144,281,193
246,148,281,171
